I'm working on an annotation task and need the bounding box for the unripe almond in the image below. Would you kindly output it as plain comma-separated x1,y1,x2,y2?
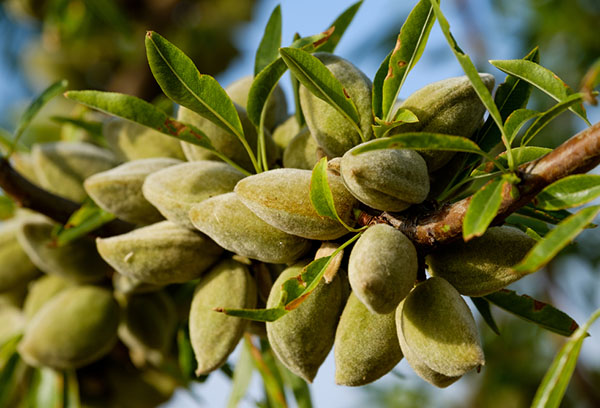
396,277,484,388
427,226,536,296
0,218,39,292
283,128,320,170
23,274,71,320
272,115,302,150
349,224,417,314
189,259,257,375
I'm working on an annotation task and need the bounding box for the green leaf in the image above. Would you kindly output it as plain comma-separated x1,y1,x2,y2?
0,195,16,220
255,5,282,76
290,33,305,128
0,346,22,407
11,79,68,154
372,109,419,138
531,308,600,408
372,52,392,120
428,0,512,165
63,369,80,408
520,94,585,146
245,337,287,408
177,325,197,380
52,199,116,246
505,214,550,237
504,109,540,145
485,290,580,337
490,59,590,125
31,367,63,408
472,146,551,176
318,0,363,53
145,31,259,172
247,29,334,127
463,177,506,241
65,90,251,176
50,115,104,143
227,340,254,408
309,157,360,231
276,360,312,408
477,47,539,152
534,175,600,211
279,47,362,139
513,205,600,274
470,297,500,335
580,58,600,105
517,205,573,226
381,0,435,121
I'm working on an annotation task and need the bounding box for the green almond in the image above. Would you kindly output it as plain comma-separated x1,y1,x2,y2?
0,218,40,292
23,274,72,320
272,115,302,151
283,128,320,170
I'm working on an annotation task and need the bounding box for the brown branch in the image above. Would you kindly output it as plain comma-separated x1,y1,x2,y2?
360,121,600,252
0,158,133,237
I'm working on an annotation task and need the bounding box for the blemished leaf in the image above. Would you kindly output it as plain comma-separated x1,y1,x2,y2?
504,109,540,145
485,289,580,337
310,157,361,231
513,205,600,274
255,5,282,76
63,369,80,408
227,340,255,408
477,47,539,152
520,94,585,146
381,0,436,121
470,297,500,335
531,308,600,408
318,0,363,53
247,29,334,127
472,146,551,176
490,59,590,125
145,32,259,171
11,79,68,153
372,109,419,138
0,195,16,220
65,91,250,176
534,175,600,211
52,199,116,247
463,177,506,241
372,52,392,120
429,0,512,162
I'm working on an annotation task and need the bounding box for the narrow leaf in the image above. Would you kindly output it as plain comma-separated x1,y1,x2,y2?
52,199,116,246
505,214,550,237
372,52,392,119
372,109,419,138
520,94,585,146
255,5,282,76
517,205,573,226
280,47,362,138
259,340,288,408
0,195,16,220
217,306,287,323
177,326,196,380
531,308,600,408
318,0,363,53
513,205,600,274
382,0,435,121
291,33,305,127
534,175,600,211
485,289,580,337
50,116,104,144
470,297,500,335
227,340,254,408
12,79,68,152
276,361,312,408
490,59,589,125
580,58,600,105
245,337,287,408
472,146,551,176
63,370,80,408
477,47,539,152
463,178,506,240
504,109,540,145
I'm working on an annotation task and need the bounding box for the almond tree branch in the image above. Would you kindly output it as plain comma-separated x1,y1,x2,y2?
359,121,600,252
0,158,133,236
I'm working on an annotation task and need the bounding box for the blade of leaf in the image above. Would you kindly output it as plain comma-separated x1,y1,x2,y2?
0,195,16,220
534,174,600,211
318,0,363,53
255,5,282,76
50,116,105,144
276,360,312,408
513,205,600,274
247,29,334,127
291,33,305,127
485,289,580,337
382,0,435,121
504,109,540,145
372,109,419,138
490,59,590,125
470,297,500,335
505,214,550,237
372,51,392,119
428,0,514,168
63,369,80,408
463,177,506,241
520,94,585,146
52,199,116,246
32,367,64,408
177,325,197,380
279,47,362,140
10,79,68,155
517,205,573,225
65,90,250,176
579,57,600,105
145,31,259,172
472,146,551,176
531,308,600,408
226,340,254,408
245,336,287,408
477,46,539,152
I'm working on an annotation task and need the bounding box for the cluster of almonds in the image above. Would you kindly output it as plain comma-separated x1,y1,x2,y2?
1,53,538,398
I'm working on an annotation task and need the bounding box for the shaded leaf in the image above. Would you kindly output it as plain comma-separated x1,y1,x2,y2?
372,52,392,120
513,205,600,274
291,33,305,127
505,214,550,237
0,338,22,407
381,0,435,120
50,116,104,143
534,175,600,211
504,109,540,145
490,59,589,125
63,369,80,408
485,290,579,337
280,47,362,138
255,5,282,76
31,367,63,408
470,297,500,335
227,340,254,408
531,308,600,408
580,58,600,105
0,195,16,220
463,177,506,240
52,199,116,247
372,109,419,138
517,205,573,226
318,1,363,53
472,146,551,176
177,325,196,380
